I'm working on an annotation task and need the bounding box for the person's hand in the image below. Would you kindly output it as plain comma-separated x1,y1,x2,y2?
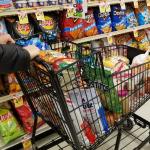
0,33,15,44
24,45,40,59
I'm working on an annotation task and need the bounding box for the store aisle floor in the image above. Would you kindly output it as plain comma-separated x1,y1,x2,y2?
45,124,150,150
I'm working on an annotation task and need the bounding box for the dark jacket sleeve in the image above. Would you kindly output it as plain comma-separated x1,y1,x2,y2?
0,44,31,74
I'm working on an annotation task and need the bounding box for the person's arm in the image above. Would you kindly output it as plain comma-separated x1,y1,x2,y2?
0,44,31,73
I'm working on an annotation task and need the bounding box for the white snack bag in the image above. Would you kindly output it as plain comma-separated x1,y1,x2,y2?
68,87,109,135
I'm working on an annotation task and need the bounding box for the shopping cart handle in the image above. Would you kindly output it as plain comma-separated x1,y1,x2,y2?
33,56,42,63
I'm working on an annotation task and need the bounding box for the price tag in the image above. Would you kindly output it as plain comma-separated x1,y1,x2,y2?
133,30,138,37
134,1,138,8
67,7,76,18
147,0,150,6
120,2,126,10
99,2,106,13
22,137,32,150
105,3,111,12
35,10,45,21
107,36,113,45
18,12,29,24
13,97,23,108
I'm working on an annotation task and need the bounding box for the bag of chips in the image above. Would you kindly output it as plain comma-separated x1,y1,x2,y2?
115,33,138,48
126,6,138,28
0,108,24,145
60,11,84,40
94,8,112,34
135,2,150,25
12,97,44,133
135,30,149,51
83,9,98,37
8,73,21,94
111,5,127,31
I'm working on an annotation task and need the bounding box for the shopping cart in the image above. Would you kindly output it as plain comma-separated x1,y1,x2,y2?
16,42,150,150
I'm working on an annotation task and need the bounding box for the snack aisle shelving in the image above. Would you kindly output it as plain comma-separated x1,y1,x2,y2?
73,24,150,43
0,0,150,149
1,124,51,150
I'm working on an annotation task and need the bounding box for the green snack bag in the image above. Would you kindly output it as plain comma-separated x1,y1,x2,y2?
0,108,24,145
84,64,122,113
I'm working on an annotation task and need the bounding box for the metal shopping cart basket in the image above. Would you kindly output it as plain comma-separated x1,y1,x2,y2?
16,43,150,150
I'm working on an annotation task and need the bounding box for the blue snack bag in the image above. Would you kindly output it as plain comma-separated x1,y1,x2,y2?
94,8,112,34
135,2,150,25
111,5,127,31
126,6,138,28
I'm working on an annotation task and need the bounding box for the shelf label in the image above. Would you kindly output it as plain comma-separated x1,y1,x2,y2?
133,30,138,37
22,136,32,150
134,1,138,8
107,36,113,45
105,3,111,12
13,97,23,108
35,10,45,21
120,2,126,10
18,12,29,24
99,4,106,13
147,0,150,6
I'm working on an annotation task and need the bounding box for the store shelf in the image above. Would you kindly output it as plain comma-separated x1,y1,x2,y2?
0,92,23,103
1,123,51,150
73,24,150,44
0,5,63,17
88,0,144,7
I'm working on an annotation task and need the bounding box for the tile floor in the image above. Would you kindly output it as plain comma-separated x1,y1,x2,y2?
36,123,150,150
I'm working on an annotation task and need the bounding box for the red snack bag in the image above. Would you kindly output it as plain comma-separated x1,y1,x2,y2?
60,11,84,40
12,97,44,133
83,9,98,37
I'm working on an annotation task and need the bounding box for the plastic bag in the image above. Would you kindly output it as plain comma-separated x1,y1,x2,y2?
0,108,24,145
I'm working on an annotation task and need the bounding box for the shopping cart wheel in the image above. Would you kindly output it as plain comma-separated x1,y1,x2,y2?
123,118,133,131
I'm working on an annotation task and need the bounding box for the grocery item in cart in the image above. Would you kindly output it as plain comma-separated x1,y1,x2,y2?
0,0,14,10
103,55,129,69
111,5,127,31
135,30,149,51
128,50,150,90
83,9,98,37
8,73,21,94
126,6,138,28
135,2,150,25
0,108,24,146
39,50,66,64
115,34,138,48
94,8,112,34
66,99,96,145
11,97,44,133
0,19,8,34
68,87,109,135
60,11,84,40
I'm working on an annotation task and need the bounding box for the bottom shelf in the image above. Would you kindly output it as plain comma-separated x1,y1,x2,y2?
1,123,51,150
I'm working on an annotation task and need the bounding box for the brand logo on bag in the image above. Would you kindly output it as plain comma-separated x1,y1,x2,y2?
88,81,109,91
0,112,11,121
